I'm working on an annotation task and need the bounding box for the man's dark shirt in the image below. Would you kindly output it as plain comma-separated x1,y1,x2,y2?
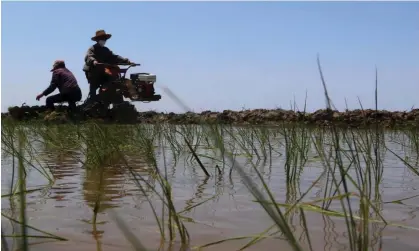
83,43,129,72
42,67,80,96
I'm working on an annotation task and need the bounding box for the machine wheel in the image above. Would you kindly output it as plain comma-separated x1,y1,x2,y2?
110,101,138,124
82,100,109,119
113,91,124,105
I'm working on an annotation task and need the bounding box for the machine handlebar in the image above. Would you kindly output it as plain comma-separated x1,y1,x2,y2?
95,63,141,67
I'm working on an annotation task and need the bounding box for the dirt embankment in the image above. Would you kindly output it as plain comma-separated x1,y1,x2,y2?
2,105,419,128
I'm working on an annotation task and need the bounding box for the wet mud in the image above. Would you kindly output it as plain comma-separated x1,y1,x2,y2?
2,104,419,128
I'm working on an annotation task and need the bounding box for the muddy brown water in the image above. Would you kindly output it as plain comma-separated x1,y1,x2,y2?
1,129,419,251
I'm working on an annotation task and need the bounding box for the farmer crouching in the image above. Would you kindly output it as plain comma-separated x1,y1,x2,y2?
36,60,82,112
83,29,134,101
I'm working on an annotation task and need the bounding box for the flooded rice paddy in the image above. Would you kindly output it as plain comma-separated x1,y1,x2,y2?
1,123,419,251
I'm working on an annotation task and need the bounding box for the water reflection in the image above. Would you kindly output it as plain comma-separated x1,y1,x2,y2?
43,149,82,203
82,166,127,212
1,126,418,251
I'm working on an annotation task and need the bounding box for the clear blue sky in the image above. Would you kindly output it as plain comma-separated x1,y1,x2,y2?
2,2,418,113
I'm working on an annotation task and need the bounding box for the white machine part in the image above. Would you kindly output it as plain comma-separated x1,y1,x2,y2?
137,73,157,82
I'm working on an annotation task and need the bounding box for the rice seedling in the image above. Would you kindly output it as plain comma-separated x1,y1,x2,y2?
2,120,419,250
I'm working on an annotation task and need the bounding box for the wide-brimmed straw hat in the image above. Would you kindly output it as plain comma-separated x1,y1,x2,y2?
51,60,65,72
91,29,112,41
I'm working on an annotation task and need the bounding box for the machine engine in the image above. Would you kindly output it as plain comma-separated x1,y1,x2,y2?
122,72,162,102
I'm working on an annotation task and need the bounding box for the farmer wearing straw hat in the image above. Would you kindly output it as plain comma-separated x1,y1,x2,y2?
83,29,134,100
36,60,82,112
